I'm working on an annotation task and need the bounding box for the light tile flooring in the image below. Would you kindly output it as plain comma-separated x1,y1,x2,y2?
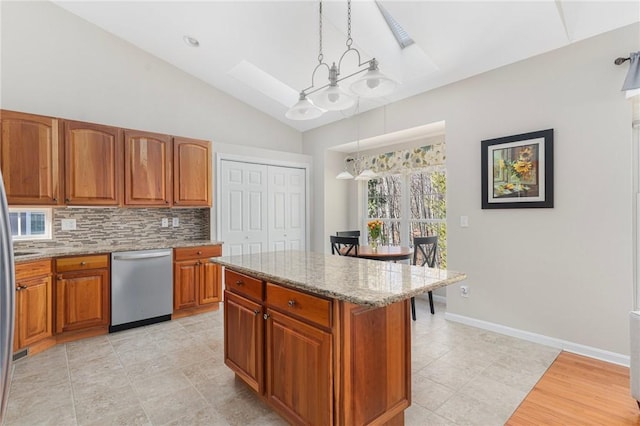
3,298,560,426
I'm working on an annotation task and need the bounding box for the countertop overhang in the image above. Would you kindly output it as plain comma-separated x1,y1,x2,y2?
211,250,467,307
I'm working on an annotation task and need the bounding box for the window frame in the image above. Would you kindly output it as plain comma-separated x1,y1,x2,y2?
8,207,53,241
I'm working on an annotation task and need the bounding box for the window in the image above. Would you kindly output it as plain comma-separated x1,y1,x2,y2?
9,208,52,241
365,169,446,267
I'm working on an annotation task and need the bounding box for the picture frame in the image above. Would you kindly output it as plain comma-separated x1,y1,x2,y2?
481,129,554,209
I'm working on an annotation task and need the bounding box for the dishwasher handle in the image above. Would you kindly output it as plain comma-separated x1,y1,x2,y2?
113,251,172,261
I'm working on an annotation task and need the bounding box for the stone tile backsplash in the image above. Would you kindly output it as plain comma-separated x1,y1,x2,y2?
14,208,210,250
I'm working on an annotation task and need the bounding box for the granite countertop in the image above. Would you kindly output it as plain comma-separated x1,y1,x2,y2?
13,240,223,263
211,250,467,307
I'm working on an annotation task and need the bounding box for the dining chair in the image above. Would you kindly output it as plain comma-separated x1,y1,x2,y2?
336,230,360,238
411,235,438,320
330,235,359,256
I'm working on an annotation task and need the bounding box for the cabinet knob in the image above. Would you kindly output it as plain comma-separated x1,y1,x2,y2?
253,309,260,316
235,280,243,286
197,251,202,255
53,197,58,202
80,261,86,266
165,200,169,204
196,261,201,266
15,286,26,292
263,313,270,320
287,300,296,308
65,198,71,202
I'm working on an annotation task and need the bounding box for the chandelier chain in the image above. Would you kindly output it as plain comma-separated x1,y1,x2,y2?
346,0,353,48
318,0,324,63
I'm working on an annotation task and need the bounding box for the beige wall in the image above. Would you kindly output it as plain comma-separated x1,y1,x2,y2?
304,23,639,356
0,1,302,153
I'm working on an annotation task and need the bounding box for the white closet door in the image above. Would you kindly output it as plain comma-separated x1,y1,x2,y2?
267,166,306,251
220,160,268,256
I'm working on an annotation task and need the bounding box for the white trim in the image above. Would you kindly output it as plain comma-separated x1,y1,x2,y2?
445,312,630,367
215,152,311,252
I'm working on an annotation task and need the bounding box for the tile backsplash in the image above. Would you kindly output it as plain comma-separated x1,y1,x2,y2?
14,208,210,250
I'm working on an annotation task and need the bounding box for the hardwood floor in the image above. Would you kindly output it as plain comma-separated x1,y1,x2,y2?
507,351,640,425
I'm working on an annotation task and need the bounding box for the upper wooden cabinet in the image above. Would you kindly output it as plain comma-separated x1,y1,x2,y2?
64,121,122,206
173,137,211,207
124,130,172,206
0,110,63,205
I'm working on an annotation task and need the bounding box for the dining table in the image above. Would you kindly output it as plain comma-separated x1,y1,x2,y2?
354,245,413,262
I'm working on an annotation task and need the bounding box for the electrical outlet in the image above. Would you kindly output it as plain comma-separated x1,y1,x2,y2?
161,218,169,228
61,219,76,231
172,217,179,227
460,285,469,297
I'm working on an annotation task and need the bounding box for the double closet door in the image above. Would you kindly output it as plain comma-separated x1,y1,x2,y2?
220,160,306,256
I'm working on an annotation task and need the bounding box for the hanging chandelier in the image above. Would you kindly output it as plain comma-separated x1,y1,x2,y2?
285,0,397,121
335,100,376,180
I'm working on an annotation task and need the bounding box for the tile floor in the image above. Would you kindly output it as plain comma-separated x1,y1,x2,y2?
3,298,560,426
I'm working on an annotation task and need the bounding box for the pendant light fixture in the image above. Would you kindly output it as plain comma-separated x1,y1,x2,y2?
286,0,396,120
335,100,377,181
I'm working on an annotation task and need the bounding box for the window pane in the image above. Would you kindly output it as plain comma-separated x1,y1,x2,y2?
9,213,19,237
367,175,402,219
19,212,27,235
410,222,447,268
410,171,446,220
28,213,45,235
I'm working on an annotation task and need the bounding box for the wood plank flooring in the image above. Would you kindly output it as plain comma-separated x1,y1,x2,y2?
507,351,640,425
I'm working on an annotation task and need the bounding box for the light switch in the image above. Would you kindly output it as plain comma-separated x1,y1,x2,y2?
460,216,469,228
61,219,76,231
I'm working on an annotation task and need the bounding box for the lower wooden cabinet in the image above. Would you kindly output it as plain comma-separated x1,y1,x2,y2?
55,254,110,334
173,245,222,316
14,260,53,353
223,269,411,425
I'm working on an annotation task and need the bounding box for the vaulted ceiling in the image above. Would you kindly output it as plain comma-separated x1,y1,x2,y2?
53,1,640,132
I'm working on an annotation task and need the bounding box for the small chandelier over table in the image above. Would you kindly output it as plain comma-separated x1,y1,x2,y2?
285,0,397,121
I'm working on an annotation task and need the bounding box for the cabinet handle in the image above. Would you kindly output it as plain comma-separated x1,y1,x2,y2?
263,313,270,320
65,198,71,202
288,299,296,307
235,280,243,286
15,286,26,292
253,309,260,316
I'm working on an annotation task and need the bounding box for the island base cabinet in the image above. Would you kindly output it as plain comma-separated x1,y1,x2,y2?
338,301,411,426
266,309,332,426
224,290,263,394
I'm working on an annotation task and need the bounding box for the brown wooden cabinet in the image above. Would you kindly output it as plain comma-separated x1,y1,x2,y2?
0,110,63,205
64,120,122,206
55,254,110,334
173,137,211,207
13,260,53,353
124,130,172,206
223,268,411,425
173,245,222,316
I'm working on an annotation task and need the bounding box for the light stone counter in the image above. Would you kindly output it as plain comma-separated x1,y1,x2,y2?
13,239,223,263
211,250,467,307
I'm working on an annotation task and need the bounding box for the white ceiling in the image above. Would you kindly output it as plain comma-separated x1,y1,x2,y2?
53,1,640,133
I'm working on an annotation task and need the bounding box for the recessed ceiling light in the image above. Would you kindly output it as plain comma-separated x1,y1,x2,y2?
183,35,200,48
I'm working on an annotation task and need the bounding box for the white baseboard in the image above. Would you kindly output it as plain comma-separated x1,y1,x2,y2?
445,312,630,367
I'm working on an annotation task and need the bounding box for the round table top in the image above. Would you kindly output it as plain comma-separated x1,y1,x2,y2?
355,245,413,261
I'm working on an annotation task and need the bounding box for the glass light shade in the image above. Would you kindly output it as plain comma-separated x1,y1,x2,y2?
285,95,323,120
355,168,376,181
350,68,396,97
310,84,355,111
336,170,354,179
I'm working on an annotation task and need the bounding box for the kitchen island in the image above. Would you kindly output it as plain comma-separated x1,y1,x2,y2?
211,250,466,425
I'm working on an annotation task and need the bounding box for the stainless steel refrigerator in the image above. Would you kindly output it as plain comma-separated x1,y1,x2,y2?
0,172,15,423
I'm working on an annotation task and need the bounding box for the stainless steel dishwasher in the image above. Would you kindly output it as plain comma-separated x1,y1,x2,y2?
110,248,173,332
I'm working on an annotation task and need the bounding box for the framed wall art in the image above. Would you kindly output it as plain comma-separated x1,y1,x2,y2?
481,129,554,209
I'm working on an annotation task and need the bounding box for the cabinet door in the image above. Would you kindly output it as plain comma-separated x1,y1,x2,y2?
199,261,221,305
0,110,62,205
174,260,198,311
64,120,122,206
56,269,110,333
124,130,172,206
16,275,52,349
224,290,263,394
266,308,332,425
173,137,211,207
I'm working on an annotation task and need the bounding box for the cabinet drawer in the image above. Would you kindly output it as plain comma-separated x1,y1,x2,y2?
225,269,264,301
174,245,222,261
266,283,332,329
55,254,109,272
15,259,52,281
